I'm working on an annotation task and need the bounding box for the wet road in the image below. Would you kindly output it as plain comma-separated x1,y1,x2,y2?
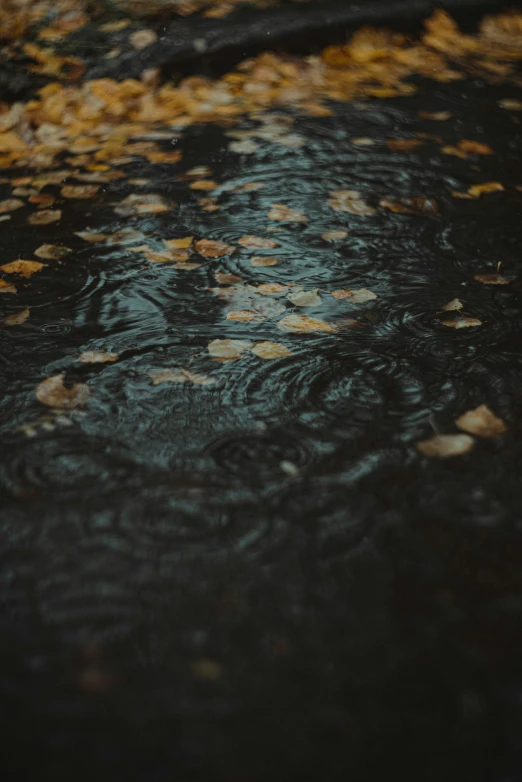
1,64,522,780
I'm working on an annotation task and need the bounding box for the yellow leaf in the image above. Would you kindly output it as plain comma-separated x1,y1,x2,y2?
226,310,258,322
0,260,45,278
455,405,506,438
251,256,279,267
163,237,193,249
61,184,100,199
278,314,337,333
417,433,475,458
238,235,279,249
468,182,504,197
251,341,292,359
195,239,235,258
208,339,253,360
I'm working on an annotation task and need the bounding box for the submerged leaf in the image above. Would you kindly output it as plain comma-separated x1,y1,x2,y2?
36,374,89,409
417,433,475,458
455,405,506,437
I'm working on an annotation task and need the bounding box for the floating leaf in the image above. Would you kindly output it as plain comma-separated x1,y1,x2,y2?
226,310,258,322
28,209,61,224
149,368,215,385
251,256,279,267
278,314,337,333
455,405,506,438
214,272,242,284
0,280,16,294
195,239,235,258
441,317,482,328
287,289,321,307
79,351,119,364
238,236,279,249
35,244,71,260
0,198,24,213
442,298,464,311
36,374,89,409
208,339,253,360
29,193,55,208
386,139,423,151
331,288,377,303
474,273,510,285
321,230,348,241
498,99,522,110
380,197,439,216
3,308,29,326
189,180,218,191
268,204,308,222
467,182,504,197
130,29,158,50
258,283,289,295
115,194,169,216
163,237,193,250
328,191,376,215
417,433,475,458
228,139,259,154
61,184,100,199
0,260,45,278
251,341,293,359
75,230,108,243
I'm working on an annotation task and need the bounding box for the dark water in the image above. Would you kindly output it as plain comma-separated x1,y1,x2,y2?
1,75,522,781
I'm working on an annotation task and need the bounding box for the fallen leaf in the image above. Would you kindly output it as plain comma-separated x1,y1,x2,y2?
441,317,482,328
3,308,29,326
163,237,193,250
498,98,522,110
418,111,452,120
195,239,235,258
386,139,424,151
75,231,108,243
28,209,61,225
214,272,242,284
29,193,55,208
130,29,158,50
35,244,71,259
251,256,279,267
442,298,464,311
258,283,289,295
351,137,376,145
467,182,504,197
451,191,474,199
321,230,348,241
106,229,146,245
416,433,475,458
287,289,321,307
278,314,337,333
0,198,24,213
0,260,45,278
145,151,182,164
455,404,506,438
149,368,215,385
328,191,376,215
189,179,218,191
228,139,259,154
79,351,119,364
115,194,169,216
61,184,100,199
380,197,439,216
238,236,279,249
331,288,377,303
198,197,220,212
208,339,253,360
458,140,494,155
474,273,510,285
251,341,293,359
268,204,308,222
226,310,258,322
36,374,89,409
0,280,16,293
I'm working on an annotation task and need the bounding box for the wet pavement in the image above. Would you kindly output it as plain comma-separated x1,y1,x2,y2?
2,7,522,782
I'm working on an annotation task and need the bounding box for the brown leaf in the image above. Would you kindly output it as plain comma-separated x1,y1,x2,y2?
380,197,439,216
226,310,259,322
455,404,506,438
129,29,158,50
0,260,45,278
331,288,377,303
442,298,464,311
441,317,482,328
416,433,475,458
3,308,29,326
251,256,279,267
27,209,61,225
278,314,337,333
458,140,494,155
195,239,235,258
61,184,100,199
214,272,242,285
35,244,71,260
251,341,293,359
0,280,16,294
321,230,348,241
29,193,55,208
208,339,253,360
238,236,279,249
163,237,193,249
328,192,376,215
268,204,308,222
0,198,24,213
467,182,504,197
79,351,119,364
258,283,289,295
386,139,423,151
189,180,218,191
36,374,89,409
474,273,510,285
